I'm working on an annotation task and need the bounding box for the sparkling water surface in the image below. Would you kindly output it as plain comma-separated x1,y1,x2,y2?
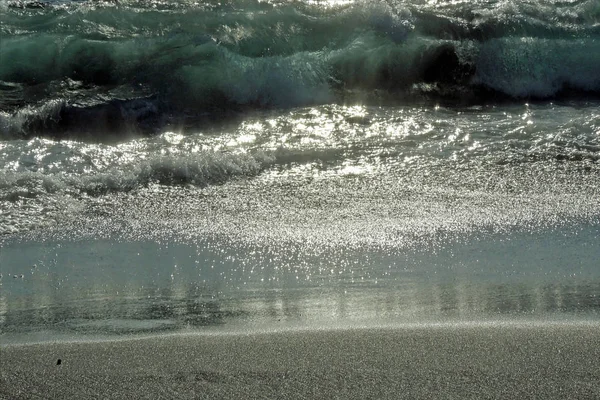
2,102,600,342
1,0,600,342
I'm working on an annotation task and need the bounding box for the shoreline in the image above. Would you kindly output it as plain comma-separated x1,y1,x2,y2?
3,317,600,347
2,323,600,399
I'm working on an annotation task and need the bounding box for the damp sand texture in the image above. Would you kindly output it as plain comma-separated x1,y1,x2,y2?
2,324,600,400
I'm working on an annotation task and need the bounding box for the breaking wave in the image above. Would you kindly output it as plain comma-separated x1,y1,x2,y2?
1,0,600,138
0,150,275,200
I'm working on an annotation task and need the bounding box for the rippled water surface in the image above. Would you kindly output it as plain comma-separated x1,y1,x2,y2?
1,0,600,341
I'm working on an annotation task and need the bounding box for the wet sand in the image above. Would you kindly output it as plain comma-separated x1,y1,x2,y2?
2,323,600,399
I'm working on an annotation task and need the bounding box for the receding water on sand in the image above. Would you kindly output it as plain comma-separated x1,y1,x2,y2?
2,221,599,344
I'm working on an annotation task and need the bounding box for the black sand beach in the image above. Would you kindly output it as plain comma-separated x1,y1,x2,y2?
2,323,600,399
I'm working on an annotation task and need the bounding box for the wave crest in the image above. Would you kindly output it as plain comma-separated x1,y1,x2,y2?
0,150,275,200
1,0,600,139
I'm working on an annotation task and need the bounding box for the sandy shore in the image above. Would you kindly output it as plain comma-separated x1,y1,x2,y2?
2,323,600,399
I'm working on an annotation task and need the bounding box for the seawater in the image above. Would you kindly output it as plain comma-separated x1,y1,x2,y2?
1,0,600,341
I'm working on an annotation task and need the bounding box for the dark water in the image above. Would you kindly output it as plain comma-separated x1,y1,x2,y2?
2,0,600,139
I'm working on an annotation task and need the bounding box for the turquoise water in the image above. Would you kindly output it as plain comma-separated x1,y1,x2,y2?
1,0,600,342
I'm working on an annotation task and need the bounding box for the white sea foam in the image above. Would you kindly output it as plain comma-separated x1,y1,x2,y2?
0,150,275,199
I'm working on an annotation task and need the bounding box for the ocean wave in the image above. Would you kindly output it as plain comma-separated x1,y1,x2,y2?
475,37,600,98
1,96,162,139
1,0,600,139
0,150,275,200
